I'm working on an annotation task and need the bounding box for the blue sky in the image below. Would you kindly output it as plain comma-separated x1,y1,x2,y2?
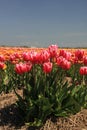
0,0,87,47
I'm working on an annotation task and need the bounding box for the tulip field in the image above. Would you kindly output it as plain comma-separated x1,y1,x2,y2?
0,45,87,128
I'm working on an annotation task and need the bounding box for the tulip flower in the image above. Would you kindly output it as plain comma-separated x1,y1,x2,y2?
79,66,87,75
22,52,30,61
0,62,4,69
83,56,87,65
23,51,40,64
14,52,20,58
43,62,53,73
62,60,71,70
39,50,50,64
75,49,84,61
9,54,16,61
48,44,58,57
25,62,32,72
0,55,5,62
59,50,71,60
56,56,71,70
15,62,32,74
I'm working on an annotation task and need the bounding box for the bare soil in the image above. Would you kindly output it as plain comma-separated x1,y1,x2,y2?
0,90,87,130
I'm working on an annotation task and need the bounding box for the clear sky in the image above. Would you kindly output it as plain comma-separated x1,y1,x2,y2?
0,0,87,47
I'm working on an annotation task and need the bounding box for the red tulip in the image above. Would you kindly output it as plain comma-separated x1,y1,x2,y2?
56,56,64,66
83,56,87,65
29,51,40,64
79,66,87,75
14,52,20,58
56,56,71,70
23,51,40,64
9,54,16,61
15,62,32,74
62,60,71,70
25,62,32,72
48,44,58,57
15,63,23,74
59,49,65,56
59,50,71,61
39,50,50,63
0,62,4,69
0,55,5,62
72,56,78,64
43,62,53,73
75,49,84,61
22,52,30,61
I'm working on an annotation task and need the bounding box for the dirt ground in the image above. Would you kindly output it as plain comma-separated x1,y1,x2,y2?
0,90,87,130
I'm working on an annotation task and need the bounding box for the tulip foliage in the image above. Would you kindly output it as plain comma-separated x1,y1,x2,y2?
0,45,87,127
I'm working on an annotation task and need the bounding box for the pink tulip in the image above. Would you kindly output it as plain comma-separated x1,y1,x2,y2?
15,62,32,74
25,62,32,72
43,62,53,73
62,60,71,70
0,62,4,69
14,53,20,58
39,50,50,63
9,54,16,61
0,55,5,62
79,66,87,75
28,51,40,64
83,56,87,65
75,49,84,61
22,52,30,61
59,50,71,61
56,56,71,70
48,44,58,57
56,56,64,66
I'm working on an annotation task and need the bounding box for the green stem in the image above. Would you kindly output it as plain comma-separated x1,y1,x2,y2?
82,75,85,85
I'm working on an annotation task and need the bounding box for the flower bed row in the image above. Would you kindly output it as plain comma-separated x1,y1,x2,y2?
0,45,87,127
